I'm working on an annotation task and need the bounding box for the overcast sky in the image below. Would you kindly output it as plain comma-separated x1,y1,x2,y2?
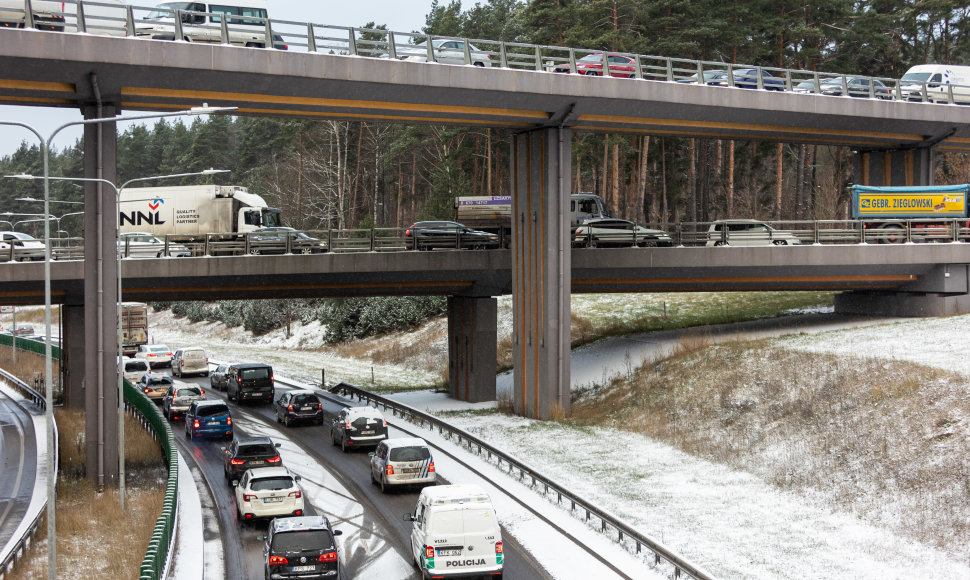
0,1,470,158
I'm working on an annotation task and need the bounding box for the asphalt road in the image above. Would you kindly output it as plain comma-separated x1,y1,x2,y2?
0,391,38,563
171,372,543,580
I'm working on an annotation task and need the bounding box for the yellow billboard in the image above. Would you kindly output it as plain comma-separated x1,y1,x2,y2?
856,192,966,217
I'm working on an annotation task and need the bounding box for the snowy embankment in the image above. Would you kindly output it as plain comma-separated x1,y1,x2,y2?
151,309,970,579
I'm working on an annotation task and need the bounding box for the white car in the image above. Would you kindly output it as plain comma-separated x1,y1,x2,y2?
134,344,174,368
234,466,304,523
0,0,65,30
0,231,46,261
118,232,191,258
122,358,150,383
706,220,802,246
573,218,672,248
396,38,492,67
135,0,270,47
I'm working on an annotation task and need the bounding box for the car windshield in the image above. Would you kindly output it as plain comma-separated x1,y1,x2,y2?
148,377,173,386
241,368,270,380
125,361,148,371
577,54,604,63
196,404,229,417
149,346,169,353
901,72,932,82
272,530,334,552
388,446,431,462
239,444,276,456
176,387,203,397
147,2,197,19
250,476,294,491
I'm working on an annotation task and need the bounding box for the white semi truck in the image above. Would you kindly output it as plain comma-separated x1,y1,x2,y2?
119,184,282,236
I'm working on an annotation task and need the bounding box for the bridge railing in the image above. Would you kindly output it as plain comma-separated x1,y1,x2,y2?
328,382,715,580
16,0,967,105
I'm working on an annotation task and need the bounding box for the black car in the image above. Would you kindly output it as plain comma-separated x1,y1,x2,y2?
330,407,389,452
227,363,275,404
248,228,328,255
223,435,282,485
275,390,324,427
263,516,342,580
404,221,499,251
210,363,231,391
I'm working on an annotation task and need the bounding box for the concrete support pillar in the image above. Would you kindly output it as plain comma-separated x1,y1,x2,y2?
82,103,119,486
510,128,571,419
62,303,85,409
835,264,970,316
448,296,497,403
854,148,934,186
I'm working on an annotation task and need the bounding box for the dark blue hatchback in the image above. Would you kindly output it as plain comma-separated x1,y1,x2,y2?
185,400,233,440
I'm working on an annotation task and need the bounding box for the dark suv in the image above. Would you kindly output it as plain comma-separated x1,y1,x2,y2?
275,390,324,427
223,436,282,485
263,516,342,580
227,363,274,404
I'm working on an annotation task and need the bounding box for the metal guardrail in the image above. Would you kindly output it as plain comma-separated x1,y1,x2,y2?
328,382,715,580
0,367,55,580
0,335,177,580
30,218,970,261
5,0,969,106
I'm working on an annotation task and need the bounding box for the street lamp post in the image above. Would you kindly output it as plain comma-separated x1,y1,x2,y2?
0,103,235,580
18,169,230,510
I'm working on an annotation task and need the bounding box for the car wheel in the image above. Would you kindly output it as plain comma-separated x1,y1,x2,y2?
249,248,261,255
185,428,191,440
380,475,387,494
276,411,281,423
316,416,324,426
300,247,312,255
713,241,728,246
771,240,788,245
284,415,291,428
341,436,348,453
473,61,484,67
330,429,337,446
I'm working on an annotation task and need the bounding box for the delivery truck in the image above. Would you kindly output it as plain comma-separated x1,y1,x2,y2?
455,192,607,247
119,184,282,236
850,184,970,242
120,302,149,356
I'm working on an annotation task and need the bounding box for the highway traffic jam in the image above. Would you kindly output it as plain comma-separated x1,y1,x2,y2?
130,344,513,580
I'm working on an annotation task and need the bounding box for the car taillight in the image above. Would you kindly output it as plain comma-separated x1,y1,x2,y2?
230,458,245,465
317,403,322,410
193,419,200,429
382,419,387,427
289,490,302,498
425,545,435,559
385,464,394,475
147,354,156,358
243,494,257,502
428,461,435,473
226,417,232,425
495,541,503,554
269,555,288,566
143,388,151,393
268,455,282,464
405,229,412,236
345,421,351,429
288,404,294,412
318,552,337,562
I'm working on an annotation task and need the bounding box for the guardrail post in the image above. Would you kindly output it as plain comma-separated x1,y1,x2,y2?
726,66,735,87
948,84,954,104
868,77,875,98
499,42,508,69
347,27,357,56
387,31,397,60
533,45,542,71
173,9,183,42
568,48,576,74
23,0,35,29
756,66,764,90
602,51,610,77
306,23,316,52
370,228,376,252
633,55,642,79
665,58,673,82
75,0,87,33
125,5,135,37
695,61,704,85
463,38,472,65
905,221,913,243
426,35,435,62
841,75,849,97
264,19,273,48
220,16,229,44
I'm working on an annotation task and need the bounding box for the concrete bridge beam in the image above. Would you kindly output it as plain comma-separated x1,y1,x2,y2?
448,296,497,403
835,264,970,316
510,127,571,419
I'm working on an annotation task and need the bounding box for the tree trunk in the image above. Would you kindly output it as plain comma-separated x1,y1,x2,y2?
775,142,784,221
688,139,696,223
611,141,620,217
660,138,668,223
727,140,735,218
486,128,492,195
638,135,649,222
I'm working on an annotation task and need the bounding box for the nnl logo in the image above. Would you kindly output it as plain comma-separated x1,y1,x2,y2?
120,199,167,226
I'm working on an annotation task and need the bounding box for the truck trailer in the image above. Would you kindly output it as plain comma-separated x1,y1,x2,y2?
850,184,970,242
120,302,148,357
119,184,282,237
455,193,607,247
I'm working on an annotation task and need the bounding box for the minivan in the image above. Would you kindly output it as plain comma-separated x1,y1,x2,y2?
172,347,208,377
404,484,503,579
136,0,271,47
227,362,274,404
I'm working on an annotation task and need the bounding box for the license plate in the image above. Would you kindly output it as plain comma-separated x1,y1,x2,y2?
250,460,265,466
291,565,314,572
360,430,375,435
301,406,313,411
263,497,283,503
438,549,461,557
401,468,420,474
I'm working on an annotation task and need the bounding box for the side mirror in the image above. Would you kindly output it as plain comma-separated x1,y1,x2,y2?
231,480,238,487
403,513,415,522
333,529,343,536
294,475,302,482
274,443,281,448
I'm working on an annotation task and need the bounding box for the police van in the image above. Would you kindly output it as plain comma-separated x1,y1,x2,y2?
404,484,503,579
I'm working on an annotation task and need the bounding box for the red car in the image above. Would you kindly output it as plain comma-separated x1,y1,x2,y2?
553,53,637,78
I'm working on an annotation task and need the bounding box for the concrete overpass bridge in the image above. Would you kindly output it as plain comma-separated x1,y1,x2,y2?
3,24,970,484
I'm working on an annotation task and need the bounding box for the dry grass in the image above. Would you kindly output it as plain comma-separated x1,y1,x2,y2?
571,340,970,554
3,355,168,580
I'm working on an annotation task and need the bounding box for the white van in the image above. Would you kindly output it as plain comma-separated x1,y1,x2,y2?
369,437,436,492
122,358,150,383
135,0,270,47
404,484,503,579
172,347,208,377
900,64,970,104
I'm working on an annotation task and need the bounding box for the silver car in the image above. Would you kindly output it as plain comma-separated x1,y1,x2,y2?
573,218,672,248
369,437,436,493
706,220,802,246
396,39,492,67
0,231,46,261
118,232,191,258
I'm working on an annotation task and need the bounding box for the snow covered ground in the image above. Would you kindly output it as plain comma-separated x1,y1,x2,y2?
152,309,970,579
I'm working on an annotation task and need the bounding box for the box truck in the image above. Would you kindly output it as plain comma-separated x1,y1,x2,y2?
120,302,148,356
119,184,282,236
850,184,970,242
